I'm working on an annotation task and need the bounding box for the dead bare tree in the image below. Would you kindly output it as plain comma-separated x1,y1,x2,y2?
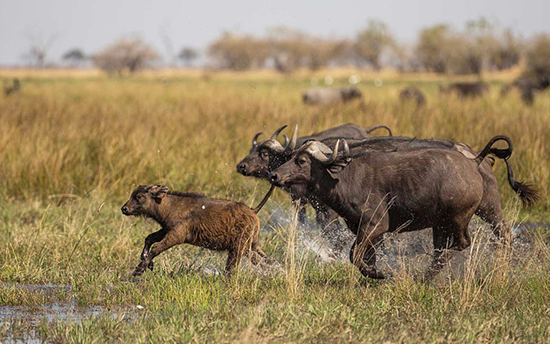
22,33,57,68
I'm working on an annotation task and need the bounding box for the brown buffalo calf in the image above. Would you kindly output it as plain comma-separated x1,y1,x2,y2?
121,184,273,276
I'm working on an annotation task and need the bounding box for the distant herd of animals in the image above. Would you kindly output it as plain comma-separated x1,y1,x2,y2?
123,122,538,280
1,75,541,280
300,74,549,106
3,73,549,105
302,78,547,106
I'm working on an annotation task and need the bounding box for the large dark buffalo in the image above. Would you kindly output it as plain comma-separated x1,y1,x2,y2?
236,123,392,230
269,137,538,279
440,82,489,98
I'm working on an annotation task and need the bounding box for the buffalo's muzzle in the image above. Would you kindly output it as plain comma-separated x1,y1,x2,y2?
268,172,282,186
236,162,248,175
121,206,130,215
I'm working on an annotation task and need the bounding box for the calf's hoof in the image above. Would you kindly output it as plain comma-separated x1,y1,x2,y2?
132,267,146,277
148,261,154,271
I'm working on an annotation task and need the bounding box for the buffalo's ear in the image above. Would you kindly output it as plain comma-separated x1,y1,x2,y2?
326,158,351,179
149,185,169,201
326,166,343,179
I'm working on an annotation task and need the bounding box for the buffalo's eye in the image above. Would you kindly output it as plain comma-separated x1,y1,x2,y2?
260,151,269,160
136,194,145,202
297,158,308,166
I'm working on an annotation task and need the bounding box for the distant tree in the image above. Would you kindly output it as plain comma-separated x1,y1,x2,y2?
178,47,199,67
208,32,269,71
490,29,522,71
92,36,160,75
526,34,550,75
387,43,420,73
266,27,310,73
354,19,394,70
307,38,348,71
456,17,498,75
416,19,520,75
415,24,451,73
264,27,349,73
62,48,86,67
22,33,57,68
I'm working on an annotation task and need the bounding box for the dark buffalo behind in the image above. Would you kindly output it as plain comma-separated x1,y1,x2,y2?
399,86,426,106
440,81,489,98
302,87,362,105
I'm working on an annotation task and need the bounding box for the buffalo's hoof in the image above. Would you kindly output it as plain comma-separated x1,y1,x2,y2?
148,261,154,271
360,268,385,280
132,267,145,277
369,271,385,280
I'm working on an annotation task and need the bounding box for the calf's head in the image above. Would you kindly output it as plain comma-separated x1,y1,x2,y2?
121,184,169,216
236,124,297,179
269,139,349,197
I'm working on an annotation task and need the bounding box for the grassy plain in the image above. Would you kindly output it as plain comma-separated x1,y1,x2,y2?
0,68,549,343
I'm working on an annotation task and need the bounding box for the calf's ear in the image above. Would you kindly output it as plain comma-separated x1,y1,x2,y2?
149,185,169,201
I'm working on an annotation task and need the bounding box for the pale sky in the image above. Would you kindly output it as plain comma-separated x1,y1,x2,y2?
0,0,549,66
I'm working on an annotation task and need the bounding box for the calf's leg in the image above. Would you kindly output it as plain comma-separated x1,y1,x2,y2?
138,228,167,271
225,248,246,275
132,231,182,276
249,237,269,265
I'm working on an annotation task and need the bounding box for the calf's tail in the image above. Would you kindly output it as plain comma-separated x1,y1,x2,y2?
474,135,539,207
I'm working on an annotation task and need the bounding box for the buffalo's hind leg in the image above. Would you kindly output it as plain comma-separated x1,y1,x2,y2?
476,163,511,243
424,221,472,281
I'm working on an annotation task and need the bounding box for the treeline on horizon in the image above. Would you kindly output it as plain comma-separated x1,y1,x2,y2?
17,17,550,77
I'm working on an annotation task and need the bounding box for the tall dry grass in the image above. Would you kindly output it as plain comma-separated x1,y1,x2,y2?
0,71,548,214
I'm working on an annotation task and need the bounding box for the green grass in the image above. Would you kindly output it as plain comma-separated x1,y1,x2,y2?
1,71,550,343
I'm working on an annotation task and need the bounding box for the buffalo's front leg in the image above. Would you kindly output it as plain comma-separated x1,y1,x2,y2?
291,195,308,225
350,241,384,279
133,229,167,276
350,215,388,279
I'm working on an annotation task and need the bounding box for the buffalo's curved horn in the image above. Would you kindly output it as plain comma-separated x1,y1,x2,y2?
305,140,340,164
330,139,341,163
260,140,286,152
285,124,298,151
282,135,289,148
342,139,350,157
270,125,287,141
252,132,263,147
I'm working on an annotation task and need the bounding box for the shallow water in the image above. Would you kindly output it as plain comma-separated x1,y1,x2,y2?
0,284,137,343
